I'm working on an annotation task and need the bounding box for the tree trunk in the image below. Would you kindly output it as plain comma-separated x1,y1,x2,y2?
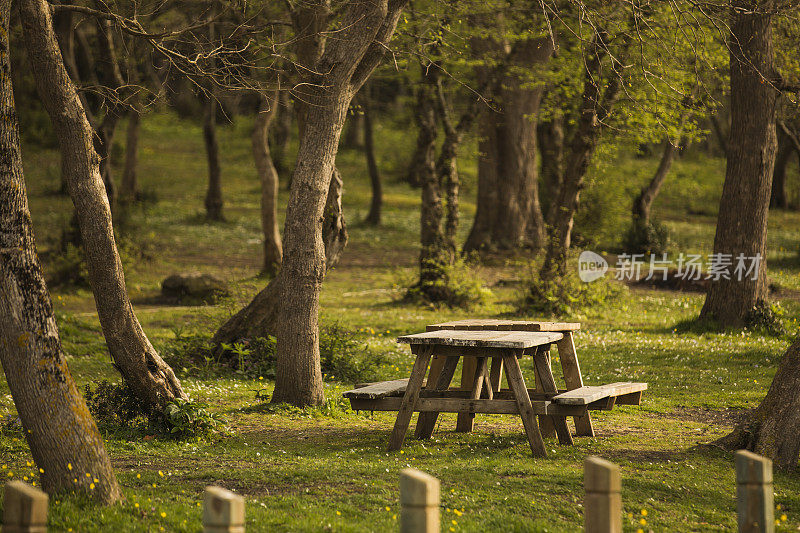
540,30,627,280
363,90,382,226
699,3,777,328
341,111,362,149
463,98,499,253
464,37,552,253
493,38,551,251
632,138,679,225
120,106,141,204
538,113,564,224
252,95,283,277
770,129,791,209
717,338,800,470
1,2,121,501
20,0,187,413
93,16,124,212
203,95,224,221
405,67,438,189
710,113,729,159
271,89,292,177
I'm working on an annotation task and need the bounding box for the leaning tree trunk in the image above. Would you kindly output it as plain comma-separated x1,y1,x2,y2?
252,95,283,276
540,30,626,280
538,113,564,223
717,337,800,470
0,3,121,501
20,0,187,413
203,94,224,221
363,89,383,226
699,3,777,328
770,129,791,209
632,138,680,226
120,105,141,204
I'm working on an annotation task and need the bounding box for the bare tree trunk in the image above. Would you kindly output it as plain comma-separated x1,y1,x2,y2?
120,106,141,204
363,89,383,226
1,2,121,501
253,95,283,276
710,113,729,158
539,113,564,224
699,3,777,328
463,101,499,253
717,338,800,470
271,89,292,177
540,30,627,280
632,138,679,225
341,111,362,149
93,16,125,212
20,0,187,412
770,129,791,209
405,66,438,188
493,38,551,251
203,94,224,221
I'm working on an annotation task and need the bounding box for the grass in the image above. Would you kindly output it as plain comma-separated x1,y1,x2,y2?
2,108,800,531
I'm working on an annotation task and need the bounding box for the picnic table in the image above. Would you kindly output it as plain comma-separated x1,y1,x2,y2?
343,320,647,457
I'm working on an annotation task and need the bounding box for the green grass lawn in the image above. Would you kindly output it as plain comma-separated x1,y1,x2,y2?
2,110,800,531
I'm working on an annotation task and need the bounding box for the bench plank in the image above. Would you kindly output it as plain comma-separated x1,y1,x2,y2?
427,319,580,332
343,379,409,399
398,330,563,349
551,382,648,405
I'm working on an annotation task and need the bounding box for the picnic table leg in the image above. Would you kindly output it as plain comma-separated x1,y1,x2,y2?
556,332,595,437
389,346,434,451
414,355,460,439
533,345,574,446
533,347,557,439
489,358,503,393
455,358,478,432
502,351,547,458
456,356,487,430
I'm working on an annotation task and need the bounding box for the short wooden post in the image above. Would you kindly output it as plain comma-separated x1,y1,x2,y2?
584,456,621,533
735,450,774,533
399,468,439,533
2,481,48,533
203,486,245,533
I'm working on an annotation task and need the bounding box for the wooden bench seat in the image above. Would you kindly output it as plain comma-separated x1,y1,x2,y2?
343,379,409,400
551,382,647,406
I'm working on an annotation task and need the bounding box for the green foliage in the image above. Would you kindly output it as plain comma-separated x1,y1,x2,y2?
519,263,623,317
44,243,89,289
406,255,493,308
162,398,219,438
84,380,153,429
319,324,382,383
622,220,671,255
745,300,787,337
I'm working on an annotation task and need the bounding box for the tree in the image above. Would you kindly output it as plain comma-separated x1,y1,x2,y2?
463,34,553,253
362,85,383,226
20,0,188,413
699,0,778,328
1,0,120,501
717,337,800,470
252,93,283,276
270,0,407,406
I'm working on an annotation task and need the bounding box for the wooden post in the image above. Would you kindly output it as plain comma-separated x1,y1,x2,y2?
399,468,439,533
2,481,48,533
735,450,774,533
203,486,245,533
584,456,621,533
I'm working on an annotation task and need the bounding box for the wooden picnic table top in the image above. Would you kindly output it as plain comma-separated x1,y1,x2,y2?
426,319,580,332
397,329,563,349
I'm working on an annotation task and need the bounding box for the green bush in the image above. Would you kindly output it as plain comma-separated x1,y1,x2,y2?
405,254,493,308
745,300,787,337
162,398,219,437
44,243,89,289
84,380,151,429
622,220,671,255
519,263,622,316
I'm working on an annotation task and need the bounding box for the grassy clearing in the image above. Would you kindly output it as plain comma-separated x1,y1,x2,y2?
2,110,800,531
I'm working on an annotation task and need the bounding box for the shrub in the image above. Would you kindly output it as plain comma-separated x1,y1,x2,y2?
405,255,493,308
44,243,89,289
621,220,670,255
745,300,786,337
162,398,219,437
519,262,622,316
83,380,153,429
